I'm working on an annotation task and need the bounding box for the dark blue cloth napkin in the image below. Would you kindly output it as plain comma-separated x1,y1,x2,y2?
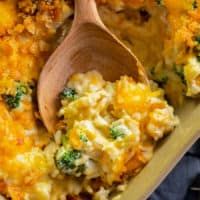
149,139,200,200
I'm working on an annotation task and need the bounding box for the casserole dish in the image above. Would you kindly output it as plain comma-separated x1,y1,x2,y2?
0,0,200,199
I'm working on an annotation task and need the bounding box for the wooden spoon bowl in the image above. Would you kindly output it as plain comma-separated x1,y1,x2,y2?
37,0,148,133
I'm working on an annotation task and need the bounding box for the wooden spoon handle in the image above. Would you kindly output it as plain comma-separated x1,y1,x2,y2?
73,0,105,27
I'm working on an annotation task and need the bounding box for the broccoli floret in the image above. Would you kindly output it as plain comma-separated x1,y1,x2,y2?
3,83,28,109
79,134,88,143
3,95,20,109
16,84,27,96
56,147,81,170
110,125,125,140
55,147,85,176
60,87,78,101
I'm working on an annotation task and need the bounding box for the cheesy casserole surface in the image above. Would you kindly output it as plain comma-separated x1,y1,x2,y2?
53,70,178,197
0,0,199,199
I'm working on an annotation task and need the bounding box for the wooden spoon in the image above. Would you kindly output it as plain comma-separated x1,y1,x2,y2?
37,0,149,133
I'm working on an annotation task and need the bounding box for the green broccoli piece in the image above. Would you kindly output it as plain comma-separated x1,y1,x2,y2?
110,125,125,140
79,134,88,143
55,147,85,176
60,87,78,101
16,84,27,96
3,95,20,109
56,147,81,170
3,83,28,109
